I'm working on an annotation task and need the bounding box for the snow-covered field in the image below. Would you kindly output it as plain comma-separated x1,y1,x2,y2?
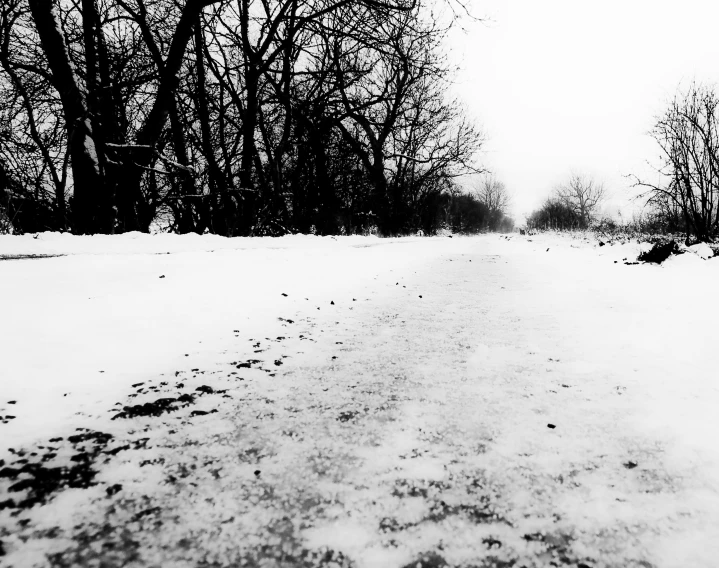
1,232,718,568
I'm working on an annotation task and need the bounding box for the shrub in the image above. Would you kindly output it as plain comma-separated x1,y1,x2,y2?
637,240,683,263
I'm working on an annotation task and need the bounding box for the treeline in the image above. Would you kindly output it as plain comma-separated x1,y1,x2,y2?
527,83,719,242
444,192,513,233
0,0,482,236
527,198,583,231
527,173,605,231
444,175,513,233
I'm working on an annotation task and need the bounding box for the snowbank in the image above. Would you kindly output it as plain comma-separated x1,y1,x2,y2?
0,231,393,257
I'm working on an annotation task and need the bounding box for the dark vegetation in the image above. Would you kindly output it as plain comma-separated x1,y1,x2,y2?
451,175,514,233
526,198,581,232
443,183,514,234
0,0,497,236
0,378,230,514
636,240,683,264
0,430,115,510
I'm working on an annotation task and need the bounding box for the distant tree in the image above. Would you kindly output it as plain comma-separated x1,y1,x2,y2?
497,215,514,232
632,82,719,242
330,1,482,235
446,191,489,233
554,173,605,229
526,197,580,231
475,175,510,230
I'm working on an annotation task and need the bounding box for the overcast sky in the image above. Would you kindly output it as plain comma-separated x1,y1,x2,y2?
448,0,719,221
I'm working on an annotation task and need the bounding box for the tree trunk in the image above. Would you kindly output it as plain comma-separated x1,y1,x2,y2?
371,148,392,233
28,0,107,234
168,98,198,233
194,19,233,235
119,0,220,232
238,0,258,234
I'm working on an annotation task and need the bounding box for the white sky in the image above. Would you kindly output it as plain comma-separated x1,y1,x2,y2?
447,0,719,221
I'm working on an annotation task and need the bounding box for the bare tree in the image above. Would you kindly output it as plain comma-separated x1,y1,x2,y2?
330,0,482,234
632,82,719,242
0,0,69,230
527,197,579,231
2,0,483,235
475,174,509,229
554,173,605,229
25,0,223,233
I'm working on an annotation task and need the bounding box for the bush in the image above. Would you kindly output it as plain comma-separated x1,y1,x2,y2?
635,82,719,242
637,240,683,263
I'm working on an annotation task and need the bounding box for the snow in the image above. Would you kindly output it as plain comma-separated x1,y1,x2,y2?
0,233,457,451
0,230,385,256
1,231,719,567
688,242,715,260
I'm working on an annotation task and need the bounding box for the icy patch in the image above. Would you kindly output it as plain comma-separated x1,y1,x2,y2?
650,527,719,568
28,486,103,532
358,546,413,568
565,360,597,375
1,538,75,568
303,520,375,555
97,459,167,493
466,343,522,376
398,458,447,481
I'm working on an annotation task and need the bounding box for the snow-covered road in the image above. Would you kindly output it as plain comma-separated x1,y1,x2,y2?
1,233,718,567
